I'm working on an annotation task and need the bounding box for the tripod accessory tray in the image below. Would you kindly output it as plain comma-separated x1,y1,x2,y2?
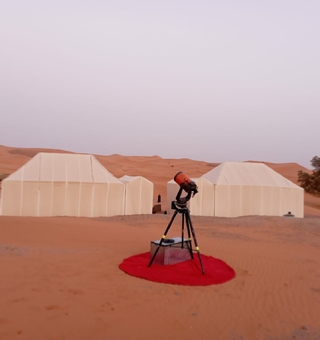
150,237,192,265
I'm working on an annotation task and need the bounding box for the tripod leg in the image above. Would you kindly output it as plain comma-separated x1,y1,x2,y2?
181,211,185,249
184,211,194,259
148,210,178,267
186,211,205,275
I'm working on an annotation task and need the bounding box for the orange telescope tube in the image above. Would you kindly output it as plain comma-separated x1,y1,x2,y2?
174,172,193,187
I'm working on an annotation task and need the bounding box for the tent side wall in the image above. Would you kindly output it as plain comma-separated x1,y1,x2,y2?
124,180,140,215
121,177,153,215
140,179,153,214
0,180,40,216
214,185,274,218
215,185,279,218
214,184,304,218
166,181,181,214
91,183,109,217
1,180,23,216
103,182,125,217
0,153,126,217
214,185,234,217
279,187,304,218
189,179,215,216
124,179,141,215
1,180,125,217
66,182,80,216
38,182,53,216
1,180,61,217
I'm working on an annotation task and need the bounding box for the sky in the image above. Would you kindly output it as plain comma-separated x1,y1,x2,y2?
1,0,319,169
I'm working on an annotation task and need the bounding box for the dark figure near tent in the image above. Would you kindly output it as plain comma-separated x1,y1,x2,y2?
157,194,161,203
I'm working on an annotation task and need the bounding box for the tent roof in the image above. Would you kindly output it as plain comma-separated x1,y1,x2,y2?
202,162,302,188
119,175,153,185
4,152,122,183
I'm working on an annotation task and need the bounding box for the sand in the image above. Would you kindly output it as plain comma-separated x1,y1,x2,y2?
0,145,320,339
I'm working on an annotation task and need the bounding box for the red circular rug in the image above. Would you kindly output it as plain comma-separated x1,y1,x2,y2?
119,252,235,286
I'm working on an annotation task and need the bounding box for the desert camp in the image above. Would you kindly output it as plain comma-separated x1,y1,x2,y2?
1,155,304,219
0,145,320,340
1,1,320,339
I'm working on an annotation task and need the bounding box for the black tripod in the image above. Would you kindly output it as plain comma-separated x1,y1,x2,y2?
148,188,205,275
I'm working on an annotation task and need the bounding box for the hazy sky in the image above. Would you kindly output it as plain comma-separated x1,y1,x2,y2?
1,1,319,168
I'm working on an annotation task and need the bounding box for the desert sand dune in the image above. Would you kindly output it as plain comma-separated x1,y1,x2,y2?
0,145,320,340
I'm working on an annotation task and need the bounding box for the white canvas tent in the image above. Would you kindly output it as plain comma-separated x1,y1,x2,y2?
0,153,125,217
166,177,215,216
119,175,154,215
202,162,304,218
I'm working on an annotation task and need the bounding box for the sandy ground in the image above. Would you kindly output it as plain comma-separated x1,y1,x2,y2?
1,215,320,340
1,145,320,339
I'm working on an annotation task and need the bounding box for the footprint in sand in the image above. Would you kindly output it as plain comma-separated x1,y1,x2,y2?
68,288,84,295
45,305,63,311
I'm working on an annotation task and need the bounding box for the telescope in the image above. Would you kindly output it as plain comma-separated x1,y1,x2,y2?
148,171,205,274
173,172,198,207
